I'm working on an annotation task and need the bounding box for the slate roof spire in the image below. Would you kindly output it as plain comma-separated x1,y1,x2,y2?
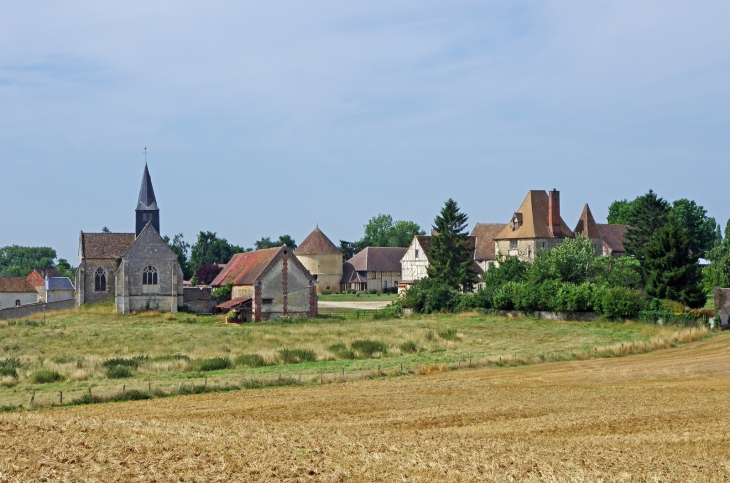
136,163,159,211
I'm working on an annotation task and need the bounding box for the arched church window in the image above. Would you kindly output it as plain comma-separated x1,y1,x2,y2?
95,267,106,292
143,266,158,285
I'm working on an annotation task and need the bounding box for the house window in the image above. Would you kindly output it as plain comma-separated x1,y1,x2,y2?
15,300,21,307
261,298,273,304
415,249,419,259
542,242,546,249
384,280,388,288
313,274,318,281
94,267,107,292
510,240,518,250
143,266,158,285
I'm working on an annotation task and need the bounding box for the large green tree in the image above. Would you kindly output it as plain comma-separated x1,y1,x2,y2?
163,233,192,280
340,214,424,260
529,235,598,285
671,199,717,258
254,235,296,250
644,215,705,308
623,190,671,267
0,245,57,277
426,199,477,291
189,232,244,274
607,199,638,225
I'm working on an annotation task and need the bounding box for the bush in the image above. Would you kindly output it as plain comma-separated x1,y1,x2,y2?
399,341,418,353
277,348,317,364
30,370,64,384
350,340,388,357
328,343,356,360
552,282,596,312
438,328,458,340
190,357,232,372
106,365,134,379
211,281,232,301
595,287,643,320
234,354,270,367
402,278,462,314
493,282,521,310
368,289,377,294
102,356,148,369
0,358,21,378
320,289,332,295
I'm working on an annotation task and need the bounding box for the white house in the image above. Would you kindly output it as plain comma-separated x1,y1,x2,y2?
45,277,75,303
0,278,39,308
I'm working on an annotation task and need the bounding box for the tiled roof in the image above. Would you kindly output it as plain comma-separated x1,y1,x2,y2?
81,232,135,259
213,297,252,310
596,224,629,253
573,204,601,239
46,277,75,291
210,247,282,287
346,247,407,272
0,277,37,293
495,190,574,240
294,227,341,255
470,223,508,261
340,263,368,284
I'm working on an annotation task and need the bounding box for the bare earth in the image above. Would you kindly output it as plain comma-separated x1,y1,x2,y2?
318,300,391,310
2,334,730,481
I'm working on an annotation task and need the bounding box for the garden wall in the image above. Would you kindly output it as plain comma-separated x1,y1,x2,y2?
0,299,75,321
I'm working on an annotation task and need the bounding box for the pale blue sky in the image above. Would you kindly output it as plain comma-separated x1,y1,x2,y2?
2,1,729,261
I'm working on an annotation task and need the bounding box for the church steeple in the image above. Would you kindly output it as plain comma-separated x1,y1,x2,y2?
135,163,160,237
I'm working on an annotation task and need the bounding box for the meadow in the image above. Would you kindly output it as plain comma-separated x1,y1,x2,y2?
1,332,728,481
0,300,709,409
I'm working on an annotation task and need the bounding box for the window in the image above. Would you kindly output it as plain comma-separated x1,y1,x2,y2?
261,298,273,304
143,266,158,285
542,242,546,249
313,274,318,281
510,240,518,250
15,300,20,307
94,267,106,292
384,280,388,288
415,249,419,259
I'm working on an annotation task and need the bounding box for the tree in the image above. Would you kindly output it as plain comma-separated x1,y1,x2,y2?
529,235,598,285
391,220,425,247
623,190,671,268
482,254,528,288
0,245,57,277
671,199,717,258
592,256,642,289
362,214,395,247
195,263,224,285
56,258,76,280
102,226,111,233
644,215,705,308
338,239,368,261
276,235,297,250
607,199,638,225
163,233,192,280
189,232,244,274
254,237,275,250
340,214,425,260
426,199,476,291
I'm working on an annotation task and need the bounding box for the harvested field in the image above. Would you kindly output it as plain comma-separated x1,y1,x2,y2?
2,334,730,481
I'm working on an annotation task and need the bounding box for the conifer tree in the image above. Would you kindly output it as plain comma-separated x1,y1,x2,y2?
426,199,476,291
644,215,705,308
623,189,671,267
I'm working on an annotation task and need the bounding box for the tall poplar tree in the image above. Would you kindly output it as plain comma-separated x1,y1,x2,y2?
645,215,705,308
426,199,476,291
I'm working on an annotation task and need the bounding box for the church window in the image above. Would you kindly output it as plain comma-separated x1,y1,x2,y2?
143,266,158,285
95,267,106,292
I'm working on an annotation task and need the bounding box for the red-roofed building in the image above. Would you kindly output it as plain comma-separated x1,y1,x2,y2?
573,204,629,258
211,246,316,321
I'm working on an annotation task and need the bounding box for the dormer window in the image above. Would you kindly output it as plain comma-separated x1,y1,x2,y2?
512,213,522,230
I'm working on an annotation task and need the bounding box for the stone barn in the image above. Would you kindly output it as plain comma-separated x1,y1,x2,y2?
211,246,316,321
294,227,343,294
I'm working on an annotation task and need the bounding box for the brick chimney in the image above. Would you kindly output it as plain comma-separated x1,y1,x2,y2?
548,189,562,237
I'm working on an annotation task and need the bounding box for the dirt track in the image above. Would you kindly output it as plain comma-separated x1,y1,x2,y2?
2,334,730,481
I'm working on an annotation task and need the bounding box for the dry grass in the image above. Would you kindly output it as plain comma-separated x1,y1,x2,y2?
1,334,729,481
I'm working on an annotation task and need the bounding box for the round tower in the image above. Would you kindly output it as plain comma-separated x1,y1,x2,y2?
294,227,343,294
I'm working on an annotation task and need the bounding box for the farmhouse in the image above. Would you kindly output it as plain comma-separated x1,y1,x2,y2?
494,189,574,262
470,223,508,271
0,278,38,308
44,277,75,303
340,247,407,293
294,227,343,294
573,204,629,258
211,246,316,321
76,164,184,313
399,235,482,293
26,268,62,302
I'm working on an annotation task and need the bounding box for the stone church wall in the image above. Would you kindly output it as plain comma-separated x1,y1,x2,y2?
76,258,120,306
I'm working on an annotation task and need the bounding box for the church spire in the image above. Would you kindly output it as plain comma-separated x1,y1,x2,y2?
135,162,160,237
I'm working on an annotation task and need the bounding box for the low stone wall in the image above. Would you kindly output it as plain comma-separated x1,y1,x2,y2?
713,288,730,327
495,310,598,321
0,299,76,321
183,287,215,314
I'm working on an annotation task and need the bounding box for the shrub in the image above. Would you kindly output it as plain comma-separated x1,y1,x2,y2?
402,278,461,314
399,341,418,353
102,356,149,369
277,348,317,364
30,370,64,384
350,340,388,357
234,354,271,367
190,357,232,372
595,287,643,320
552,282,596,312
106,365,134,379
51,354,75,364
368,289,377,294
493,282,520,310
0,358,20,378
152,353,191,362
438,328,458,340
320,289,332,295
328,343,356,360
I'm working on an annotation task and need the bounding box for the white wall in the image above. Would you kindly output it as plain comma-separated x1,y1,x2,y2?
400,237,430,282
0,292,37,308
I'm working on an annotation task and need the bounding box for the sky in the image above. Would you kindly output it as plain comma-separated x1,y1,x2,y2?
2,1,729,262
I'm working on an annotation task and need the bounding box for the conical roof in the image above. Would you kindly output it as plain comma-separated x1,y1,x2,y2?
294,227,341,255
573,204,600,239
136,163,159,211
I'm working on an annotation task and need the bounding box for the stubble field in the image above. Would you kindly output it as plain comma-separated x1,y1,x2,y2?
1,332,729,482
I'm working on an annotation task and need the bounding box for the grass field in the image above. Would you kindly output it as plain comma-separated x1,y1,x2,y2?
318,293,399,302
0,300,710,409
1,332,728,481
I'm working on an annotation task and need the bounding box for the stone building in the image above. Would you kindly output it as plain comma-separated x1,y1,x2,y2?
470,223,508,271
573,204,629,258
211,246,316,321
76,164,183,313
494,190,574,262
44,277,75,303
0,278,38,308
293,227,343,294
26,268,62,302
398,235,482,293
340,247,407,293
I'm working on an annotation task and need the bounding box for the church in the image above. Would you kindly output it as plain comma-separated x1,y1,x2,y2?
75,165,184,313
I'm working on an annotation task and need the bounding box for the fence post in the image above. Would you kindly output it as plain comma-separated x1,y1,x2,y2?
122,385,126,397
377,364,380,375
400,363,402,373
59,391,63,405
178,382,181,392
458,357,461,368
148,381,151,394
28,390,35,408
205,376,207,388
88,387,92,401
341,367,345,380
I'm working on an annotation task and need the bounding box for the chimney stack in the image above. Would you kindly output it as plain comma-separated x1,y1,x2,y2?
548,189,561,237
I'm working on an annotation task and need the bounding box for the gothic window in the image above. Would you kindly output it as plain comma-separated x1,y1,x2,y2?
95,267,106,292
143,266,158,285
